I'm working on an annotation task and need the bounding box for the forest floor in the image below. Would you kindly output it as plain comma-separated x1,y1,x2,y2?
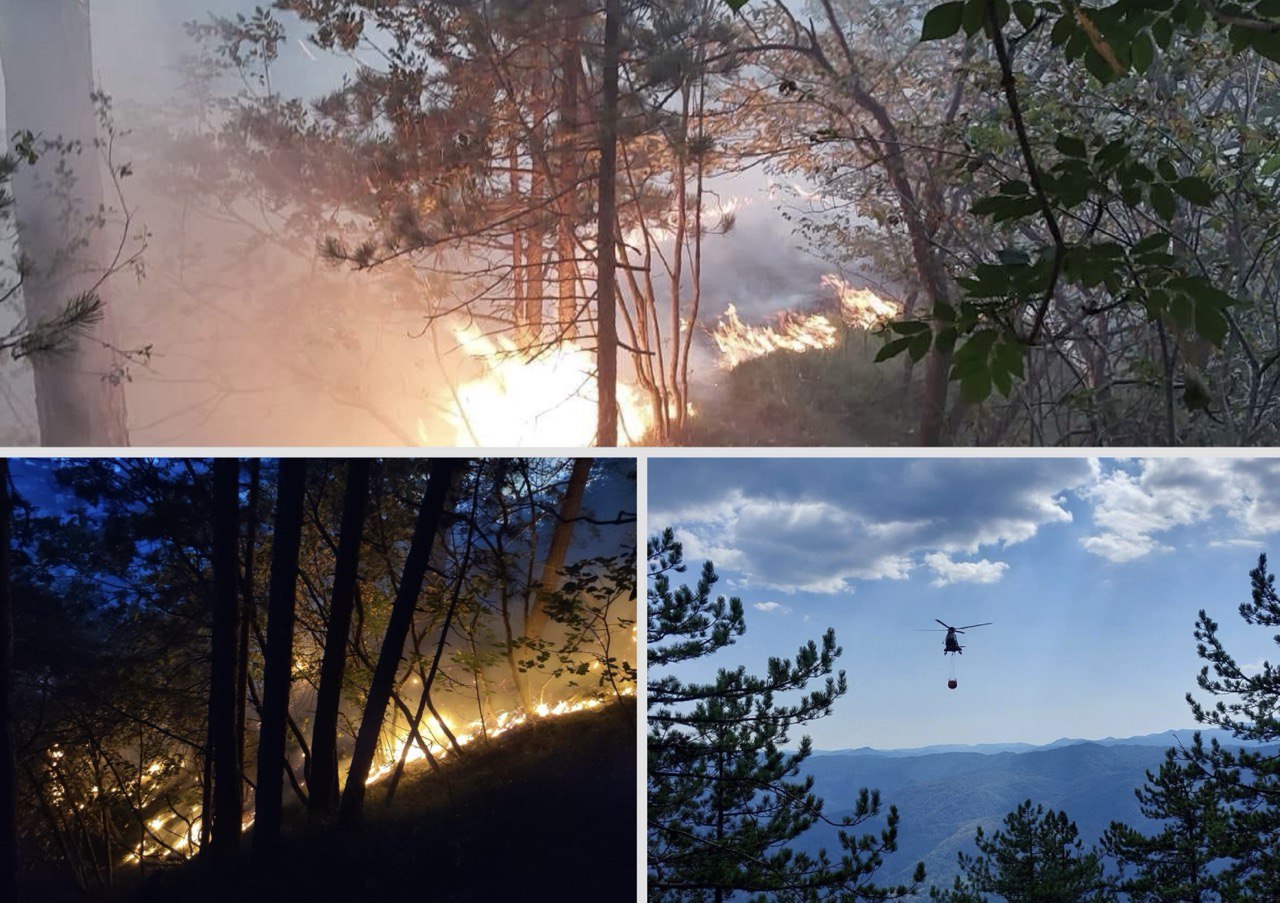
686,337,921,446
39,699,638,903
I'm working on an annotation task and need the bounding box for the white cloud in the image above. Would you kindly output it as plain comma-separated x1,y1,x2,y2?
1210,539,1267,550
753,601,792,614
924,552,1009,587
652,458,1093,594
1081,459,1280,563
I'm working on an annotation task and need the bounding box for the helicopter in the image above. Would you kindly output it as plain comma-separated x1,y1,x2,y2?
931,619,992,655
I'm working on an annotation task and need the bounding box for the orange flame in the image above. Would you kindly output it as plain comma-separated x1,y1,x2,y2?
710,303,841,370
711,279,900,370
822,274,901,330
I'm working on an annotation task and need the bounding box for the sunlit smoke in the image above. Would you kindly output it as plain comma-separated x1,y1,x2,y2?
429,326,652,446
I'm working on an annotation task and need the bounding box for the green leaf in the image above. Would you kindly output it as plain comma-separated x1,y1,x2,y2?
921,2,966,40
1055,134,1088,158
1050,12,1076,46
1013,0,1036,28
1174,177,1215,205
960,367,993,402
1133,232,1171,254
1194,302,1228,347
961,0,987,36
1150,183,1177,222
908,331,933,362
1131,32,1154,73
875,336,912,362
992,363,1013,397
890,320,932,335
935,326,958,355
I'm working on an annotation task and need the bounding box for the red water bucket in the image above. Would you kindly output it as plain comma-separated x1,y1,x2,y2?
947,679,958,690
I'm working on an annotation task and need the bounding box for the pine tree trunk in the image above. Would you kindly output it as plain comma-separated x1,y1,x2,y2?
308,458,372,820
338,458,460,824
595,0,621,447
525,457,591,639
556,4,583,338
234,459,261,807
207,459,242,857
0,461,17,902
0,0,129,445
251,459,307,862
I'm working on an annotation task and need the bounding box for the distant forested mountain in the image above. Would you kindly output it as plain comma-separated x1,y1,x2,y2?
797,732,1267,891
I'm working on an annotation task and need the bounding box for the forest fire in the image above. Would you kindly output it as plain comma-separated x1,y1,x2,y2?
436,326,653,445
121,690,629,865
822,274,902,330
8,457,637,899
365,691,630,786
711,304,842,370
711,279,900,370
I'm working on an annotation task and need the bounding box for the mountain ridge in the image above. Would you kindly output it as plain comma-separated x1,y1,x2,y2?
797,727,1269,892
811,726,1260,759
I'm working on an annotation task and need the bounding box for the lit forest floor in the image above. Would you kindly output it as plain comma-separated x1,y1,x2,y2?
687,340,921,446
34,699,637,903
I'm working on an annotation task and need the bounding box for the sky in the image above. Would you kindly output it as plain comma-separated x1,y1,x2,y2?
649,456,1280,750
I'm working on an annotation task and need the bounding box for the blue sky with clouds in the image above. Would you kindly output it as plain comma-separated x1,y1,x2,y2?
649,457,1280,750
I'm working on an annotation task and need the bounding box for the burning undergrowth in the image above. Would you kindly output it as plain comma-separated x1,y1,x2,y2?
131,699,638,903
709,274,901,371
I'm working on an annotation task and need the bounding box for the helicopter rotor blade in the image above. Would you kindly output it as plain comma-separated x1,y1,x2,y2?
955,622,993,630
935,619,952,629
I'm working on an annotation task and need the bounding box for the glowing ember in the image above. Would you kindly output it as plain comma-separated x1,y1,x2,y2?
822,274,901,330
427,326,652,446
711,304,841,370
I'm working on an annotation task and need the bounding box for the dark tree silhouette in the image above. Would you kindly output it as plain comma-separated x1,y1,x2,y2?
206,459,242,857
0,461,16,902
308,457,372,820
647,528,921,901
339,458,461,824
595,0,620,447
252,460,308,861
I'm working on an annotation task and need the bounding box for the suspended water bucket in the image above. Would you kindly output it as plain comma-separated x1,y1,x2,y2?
947,678,958,690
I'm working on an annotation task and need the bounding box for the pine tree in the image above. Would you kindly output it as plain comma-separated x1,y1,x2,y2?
647,528,922,901
930,800,1107,902
1180,553,1280,895
1100,737,1230,902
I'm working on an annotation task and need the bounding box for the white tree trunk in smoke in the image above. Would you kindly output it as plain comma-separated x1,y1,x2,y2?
0,0,129,445
525,457,591,640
